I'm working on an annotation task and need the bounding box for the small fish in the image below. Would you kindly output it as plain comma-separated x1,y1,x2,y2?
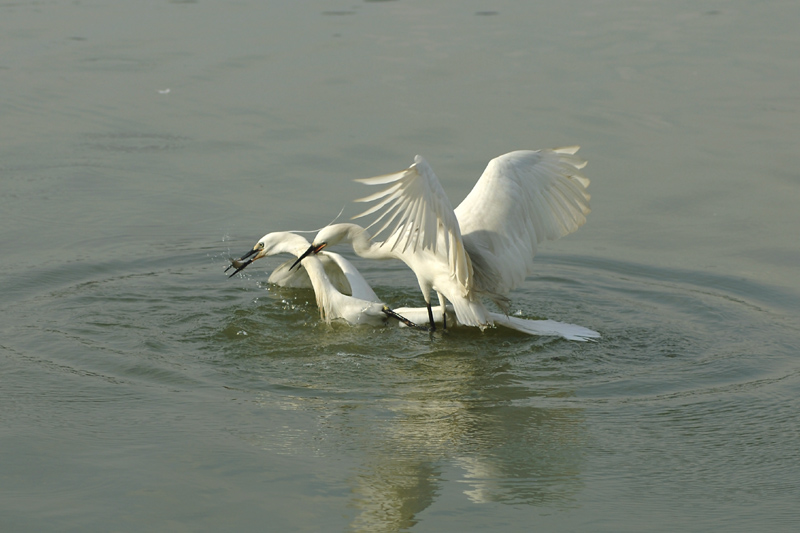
225,257,254,277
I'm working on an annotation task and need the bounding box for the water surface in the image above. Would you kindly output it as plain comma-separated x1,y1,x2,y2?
2,1,799,531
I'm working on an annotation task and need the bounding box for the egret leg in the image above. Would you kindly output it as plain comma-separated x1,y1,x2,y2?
426,302,436,332
436,292,448,330
382,306,426,330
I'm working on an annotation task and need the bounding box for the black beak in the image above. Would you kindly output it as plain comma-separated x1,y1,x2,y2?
289,243,326,271
225,247,259,277
289,245,315,271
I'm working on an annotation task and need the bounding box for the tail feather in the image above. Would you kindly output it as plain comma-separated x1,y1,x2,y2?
450,297,491,329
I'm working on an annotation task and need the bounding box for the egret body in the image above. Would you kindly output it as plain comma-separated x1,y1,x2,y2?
297,148,591,331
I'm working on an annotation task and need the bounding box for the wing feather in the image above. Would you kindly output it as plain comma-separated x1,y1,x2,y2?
454,148,590,296
353,155,473,291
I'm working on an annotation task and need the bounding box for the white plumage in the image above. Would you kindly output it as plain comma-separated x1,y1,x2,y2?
302,148,591,331
228,231,599,341
227,231,392,325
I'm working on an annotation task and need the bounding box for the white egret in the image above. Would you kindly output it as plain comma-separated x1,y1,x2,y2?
227,232,599,340
294,148,591,332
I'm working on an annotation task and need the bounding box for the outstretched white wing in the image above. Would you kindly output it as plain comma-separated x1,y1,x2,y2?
353,155,473,291
454,147,590,296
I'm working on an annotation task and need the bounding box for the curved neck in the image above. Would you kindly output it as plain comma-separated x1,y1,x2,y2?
299,255,334,293
339,223,384,260
297,254,340,320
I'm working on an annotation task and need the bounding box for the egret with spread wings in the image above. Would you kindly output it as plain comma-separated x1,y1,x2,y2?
294,148,591,331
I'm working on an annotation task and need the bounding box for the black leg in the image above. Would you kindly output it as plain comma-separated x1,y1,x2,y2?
426,302,436,332
442,308,447,330
382,306,426,330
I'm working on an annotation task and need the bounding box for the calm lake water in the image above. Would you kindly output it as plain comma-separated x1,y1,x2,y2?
2,1,799,531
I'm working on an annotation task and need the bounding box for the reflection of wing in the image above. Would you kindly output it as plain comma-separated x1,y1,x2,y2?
353,155,473,291
320,252,380,303
455,148,590,295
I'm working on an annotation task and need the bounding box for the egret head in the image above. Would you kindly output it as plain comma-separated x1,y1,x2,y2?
314,223,355,247
288,224,351,271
